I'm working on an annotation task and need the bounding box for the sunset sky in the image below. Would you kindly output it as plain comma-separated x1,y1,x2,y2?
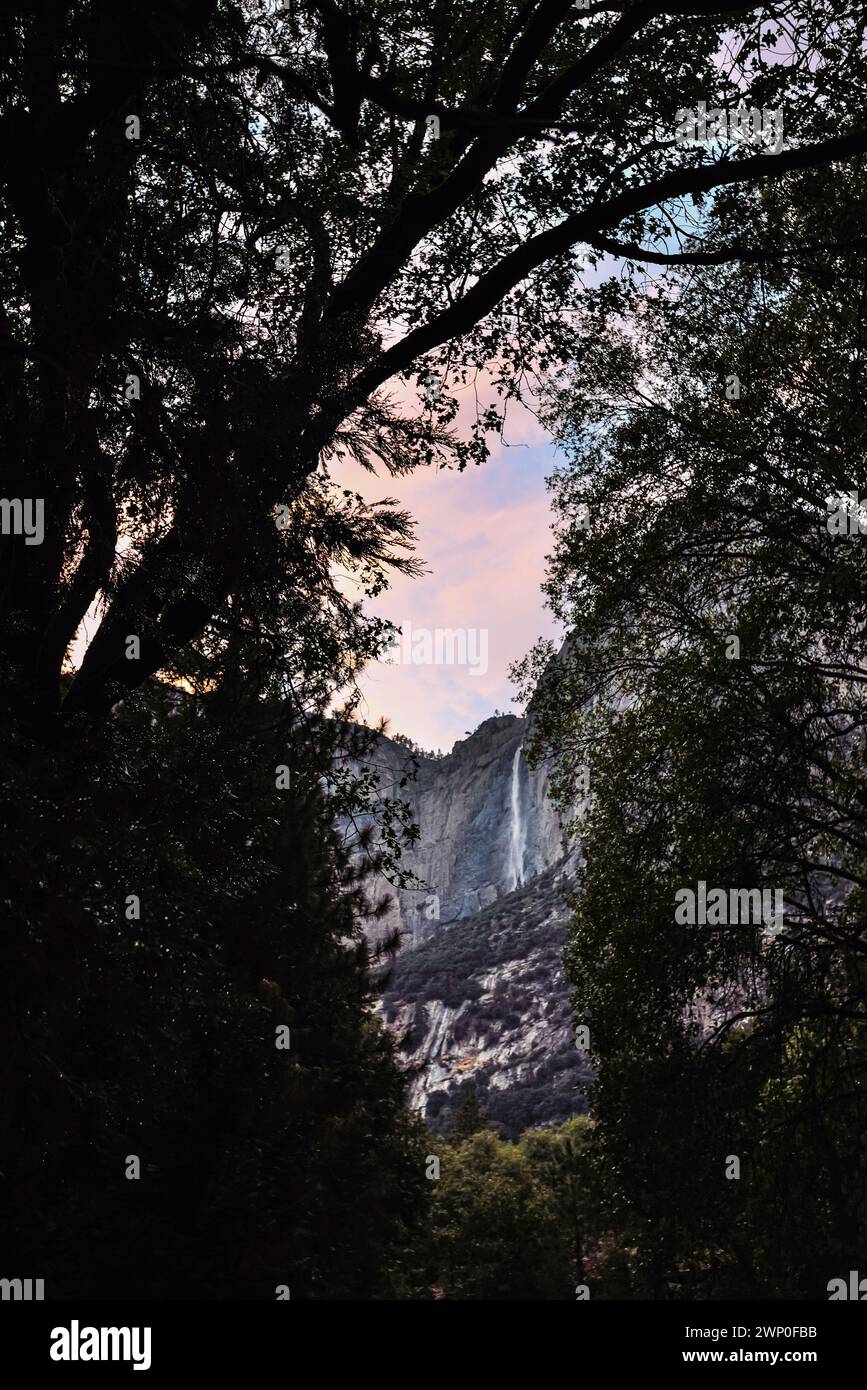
337,396,563,753
69,398,562,755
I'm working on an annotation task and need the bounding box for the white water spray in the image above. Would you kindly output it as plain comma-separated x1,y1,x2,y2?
508,743,528,890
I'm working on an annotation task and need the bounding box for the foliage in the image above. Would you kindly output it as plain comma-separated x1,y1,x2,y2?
425,1116,616,1300
517,164,867,1297
447,1085,488,1143
4,0,867,1300
0,640,430,1298
3,2,867,721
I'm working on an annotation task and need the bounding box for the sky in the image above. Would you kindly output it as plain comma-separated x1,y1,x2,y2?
334,37,763,754
68,388,564,754
334,393,564,754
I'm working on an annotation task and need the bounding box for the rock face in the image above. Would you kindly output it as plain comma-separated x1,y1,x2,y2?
361,714,589,1138
365,714,568,946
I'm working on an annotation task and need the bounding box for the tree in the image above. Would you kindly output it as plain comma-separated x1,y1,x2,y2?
427,1117,606,1299
3,1,867,724
517,163,867,1295
4,0,867,1302
0,634,433,1298
447,1084,488,1142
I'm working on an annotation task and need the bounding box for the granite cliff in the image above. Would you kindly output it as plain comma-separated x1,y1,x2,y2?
360,714,590,1138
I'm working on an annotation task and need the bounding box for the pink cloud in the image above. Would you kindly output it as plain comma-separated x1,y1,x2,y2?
334,394,561,751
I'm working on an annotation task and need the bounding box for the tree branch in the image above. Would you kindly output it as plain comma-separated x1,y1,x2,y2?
325,0,661,325
584,230,867,266
339,127,867,405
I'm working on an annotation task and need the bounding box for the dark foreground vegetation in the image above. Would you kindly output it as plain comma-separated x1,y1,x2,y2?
2,0,866,1298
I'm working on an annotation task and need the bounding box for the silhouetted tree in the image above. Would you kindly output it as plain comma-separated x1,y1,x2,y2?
2,1,867,723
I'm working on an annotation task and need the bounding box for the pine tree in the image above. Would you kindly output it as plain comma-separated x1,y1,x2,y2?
448,1087,488,1143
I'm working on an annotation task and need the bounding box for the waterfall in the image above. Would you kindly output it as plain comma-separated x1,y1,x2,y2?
508,744,528,891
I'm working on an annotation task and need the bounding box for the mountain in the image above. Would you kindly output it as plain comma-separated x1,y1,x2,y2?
360,714,590,1139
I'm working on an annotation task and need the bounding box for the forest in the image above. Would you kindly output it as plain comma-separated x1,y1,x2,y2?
1,0,866,1305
